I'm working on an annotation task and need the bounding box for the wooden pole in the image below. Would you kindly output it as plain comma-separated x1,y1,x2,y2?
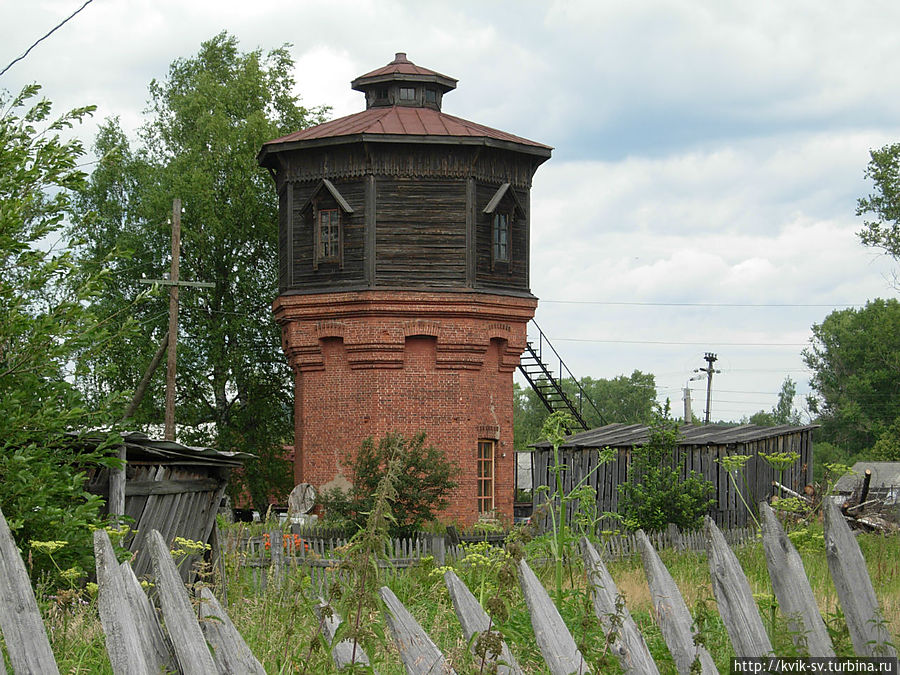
122,332,168,422
164,199,181,441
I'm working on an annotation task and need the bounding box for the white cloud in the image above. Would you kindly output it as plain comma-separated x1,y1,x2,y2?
3,0,900,420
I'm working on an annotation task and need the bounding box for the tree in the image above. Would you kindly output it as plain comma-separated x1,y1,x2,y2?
1,85,134,585
318,433,460,535
802,299,900,458
857,144,900,261
617,409,715,533
748,376,802,426
514,370,657,452
72,33,329,509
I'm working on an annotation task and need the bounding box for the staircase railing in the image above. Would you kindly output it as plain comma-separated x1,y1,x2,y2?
518,320,605,431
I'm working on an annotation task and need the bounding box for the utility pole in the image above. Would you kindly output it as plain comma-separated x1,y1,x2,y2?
683,385,692,423
695,352,720,425
164,199,181,440
137,199,214,441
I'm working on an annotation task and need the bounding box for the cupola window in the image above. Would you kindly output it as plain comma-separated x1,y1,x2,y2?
425,88,437,104
399,87,416,101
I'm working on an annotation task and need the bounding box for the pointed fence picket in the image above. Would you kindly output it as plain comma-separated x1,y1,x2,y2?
0,503,897,672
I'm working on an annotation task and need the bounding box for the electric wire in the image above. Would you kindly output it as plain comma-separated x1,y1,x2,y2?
0,0,95,77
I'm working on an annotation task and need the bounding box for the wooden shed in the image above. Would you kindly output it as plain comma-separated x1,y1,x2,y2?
833,461,900,504
83,432,251,579
532,423,816,529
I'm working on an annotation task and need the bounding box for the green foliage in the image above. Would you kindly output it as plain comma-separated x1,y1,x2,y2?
870,418,900,461
318,432,460,535
857,143,900,260
514,370,657,452
748,376,802,426
618,410,715,532
72,32,330,508
0,84,138,586
803,299,900,457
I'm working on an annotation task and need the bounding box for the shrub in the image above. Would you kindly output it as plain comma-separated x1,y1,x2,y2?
618,411,715,532
318,432,459,535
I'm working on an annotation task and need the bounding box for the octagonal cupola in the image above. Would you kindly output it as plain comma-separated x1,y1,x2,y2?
351,52,457,111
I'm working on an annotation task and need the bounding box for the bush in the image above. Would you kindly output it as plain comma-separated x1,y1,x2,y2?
618,412,715,532
318,432,459,536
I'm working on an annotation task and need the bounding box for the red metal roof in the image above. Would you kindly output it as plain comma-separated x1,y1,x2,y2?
353,52,455,84
264,106,551,150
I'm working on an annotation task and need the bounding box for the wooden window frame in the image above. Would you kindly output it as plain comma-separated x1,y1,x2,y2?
399,86,416,101
492,211,511,266
314,206,342,268
477,440,495,514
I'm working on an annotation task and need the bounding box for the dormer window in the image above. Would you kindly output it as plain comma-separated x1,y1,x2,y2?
483,182,525,270
300,179,354,270
399,87,416,101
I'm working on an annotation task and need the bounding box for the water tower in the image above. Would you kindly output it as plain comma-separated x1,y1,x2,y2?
258,53,551,524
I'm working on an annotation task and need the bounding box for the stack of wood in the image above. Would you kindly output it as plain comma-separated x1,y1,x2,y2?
772,473,899,534
839,469,899,534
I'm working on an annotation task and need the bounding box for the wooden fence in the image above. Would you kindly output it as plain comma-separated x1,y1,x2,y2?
0,501,895,672
222,523,757,596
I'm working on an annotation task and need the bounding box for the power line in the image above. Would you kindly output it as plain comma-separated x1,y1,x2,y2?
540,300,863,308
552,337,808,346
0,0,95,77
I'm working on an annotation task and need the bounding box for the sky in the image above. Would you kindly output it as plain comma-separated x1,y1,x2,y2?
2,0,899,423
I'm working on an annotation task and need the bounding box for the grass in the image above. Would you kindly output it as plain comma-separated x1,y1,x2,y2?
25,522,900,673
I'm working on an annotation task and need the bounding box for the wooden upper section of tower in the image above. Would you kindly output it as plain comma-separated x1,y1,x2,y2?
259,53,551,296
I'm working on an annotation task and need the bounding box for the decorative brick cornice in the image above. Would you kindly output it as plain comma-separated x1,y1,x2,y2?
274,290,536,373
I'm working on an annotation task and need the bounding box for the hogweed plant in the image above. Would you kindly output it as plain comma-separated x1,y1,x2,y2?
537,411,610,605
325,438,403,671
716,453,760,529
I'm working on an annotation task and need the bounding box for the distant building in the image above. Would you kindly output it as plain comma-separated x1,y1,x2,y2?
258,54,551,525
833,462,900,504
532,422,816,528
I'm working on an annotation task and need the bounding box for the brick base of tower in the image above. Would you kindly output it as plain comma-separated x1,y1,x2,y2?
273,290,537,526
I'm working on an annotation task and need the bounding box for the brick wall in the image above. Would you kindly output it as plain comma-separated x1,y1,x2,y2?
273,290,537,525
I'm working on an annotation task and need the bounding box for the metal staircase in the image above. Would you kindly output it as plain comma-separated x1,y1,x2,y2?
518,320,605,431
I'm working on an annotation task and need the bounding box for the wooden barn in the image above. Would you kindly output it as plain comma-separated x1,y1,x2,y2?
83,431,251,579
532,423,816,529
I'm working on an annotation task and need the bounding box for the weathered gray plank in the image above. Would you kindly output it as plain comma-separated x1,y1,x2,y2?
314,600,375,671
119,561,176,672
93,529,152,674
268,526,284,587
580,538,659,674
636,530,718,674
823,499,897,657
198,587,266,674
0,506,59,674
759,503,834,656
704,516,773,657
517,559,590,675
379,586,456,674
108,445,127,523
147,529,218,674
443,570,523,674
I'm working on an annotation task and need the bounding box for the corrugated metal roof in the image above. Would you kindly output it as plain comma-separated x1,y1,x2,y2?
532,422,818,450
75,431,253,466
264,106,551,151
833,461,900,493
